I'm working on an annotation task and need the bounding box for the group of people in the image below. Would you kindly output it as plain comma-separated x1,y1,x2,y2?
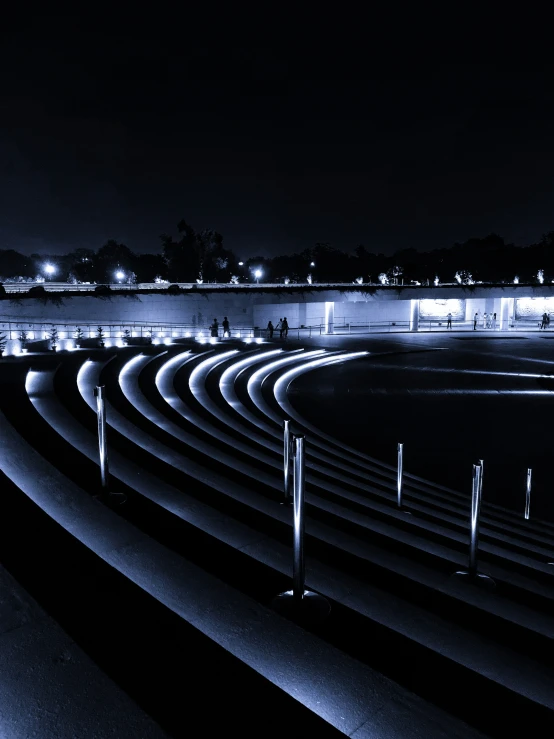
540,312,551,329
473,312,497,330
266,317,289,340
210,317,231,338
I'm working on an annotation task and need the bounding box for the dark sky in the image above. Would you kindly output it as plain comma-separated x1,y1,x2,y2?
2,20,554,258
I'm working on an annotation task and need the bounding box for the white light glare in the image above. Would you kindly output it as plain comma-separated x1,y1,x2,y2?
209,337,217,344
44,263,56,275
185,332,191,337
115,270,125,280
255,338,263,344
152,338,160,345
163,337,171,345
244,338,252,344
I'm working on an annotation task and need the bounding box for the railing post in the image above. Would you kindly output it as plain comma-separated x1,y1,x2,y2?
453,462,494,589
283,419,292,505
272,434,331,622
525,468,532,520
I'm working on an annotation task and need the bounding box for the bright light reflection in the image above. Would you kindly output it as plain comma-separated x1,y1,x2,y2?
273,352,368,400
152,338,160,345
163,338,171,345
255,338,263,344
188,350,239,391
244,338,252,344
209,337,217,344
246,350,326,400
219,349,283,390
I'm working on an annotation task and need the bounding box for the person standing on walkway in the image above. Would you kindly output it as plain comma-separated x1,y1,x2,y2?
222,316,230,338
282,317,289,339
267,320,274,339
540,312,546,329
447,312,452,329
276,318,283,339
492,312,497,330
483,312,488,329
210,318,219,338
474,312,478,330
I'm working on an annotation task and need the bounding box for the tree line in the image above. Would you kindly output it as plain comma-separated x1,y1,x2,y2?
2,222,554,285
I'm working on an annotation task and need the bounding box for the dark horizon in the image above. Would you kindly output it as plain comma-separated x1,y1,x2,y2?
2,22,554,258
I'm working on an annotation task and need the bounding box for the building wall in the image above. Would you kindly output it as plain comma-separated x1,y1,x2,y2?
0,293,255,330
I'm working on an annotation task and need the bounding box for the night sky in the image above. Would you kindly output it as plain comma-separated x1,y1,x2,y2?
2,21,554,258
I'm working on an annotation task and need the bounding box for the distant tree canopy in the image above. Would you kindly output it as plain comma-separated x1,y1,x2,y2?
2,226,554,285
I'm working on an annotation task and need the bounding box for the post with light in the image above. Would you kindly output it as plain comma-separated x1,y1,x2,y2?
525,468,532,520
453,462,495,589
254,268,262,284
272,434,331,622
283,419,292,505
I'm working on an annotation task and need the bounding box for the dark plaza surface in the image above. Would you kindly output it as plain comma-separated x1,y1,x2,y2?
291,331,554,522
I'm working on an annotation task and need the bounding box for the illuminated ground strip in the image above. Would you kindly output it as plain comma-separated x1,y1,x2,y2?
118,352,284,490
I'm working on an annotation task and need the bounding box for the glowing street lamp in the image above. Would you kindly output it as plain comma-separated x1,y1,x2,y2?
115,270,125,283
310,261,315,267
238,261,244,266
254,268,262,284
44,263,56,280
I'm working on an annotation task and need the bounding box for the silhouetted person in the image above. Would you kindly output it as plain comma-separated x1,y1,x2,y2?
282,317,289,339
473,312,478,330
267,320,274,339
276,318,283,338
492,312,497,329
210,318,219,337
447,312,452,329
222,316,230,337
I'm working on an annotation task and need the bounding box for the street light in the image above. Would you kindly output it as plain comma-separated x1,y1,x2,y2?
115,270,125,283
254,269,262,284
310,261,315,267
238,261,244,266
44,263,56,280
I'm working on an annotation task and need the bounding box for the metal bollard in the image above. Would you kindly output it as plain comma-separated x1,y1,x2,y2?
468,463,481,576
272,435,331,622
292,435,306,601
397,443,403,509
453,462,495,589
95,385,109,490
283,419,292,505
94,385,126,504
525,468,532,520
